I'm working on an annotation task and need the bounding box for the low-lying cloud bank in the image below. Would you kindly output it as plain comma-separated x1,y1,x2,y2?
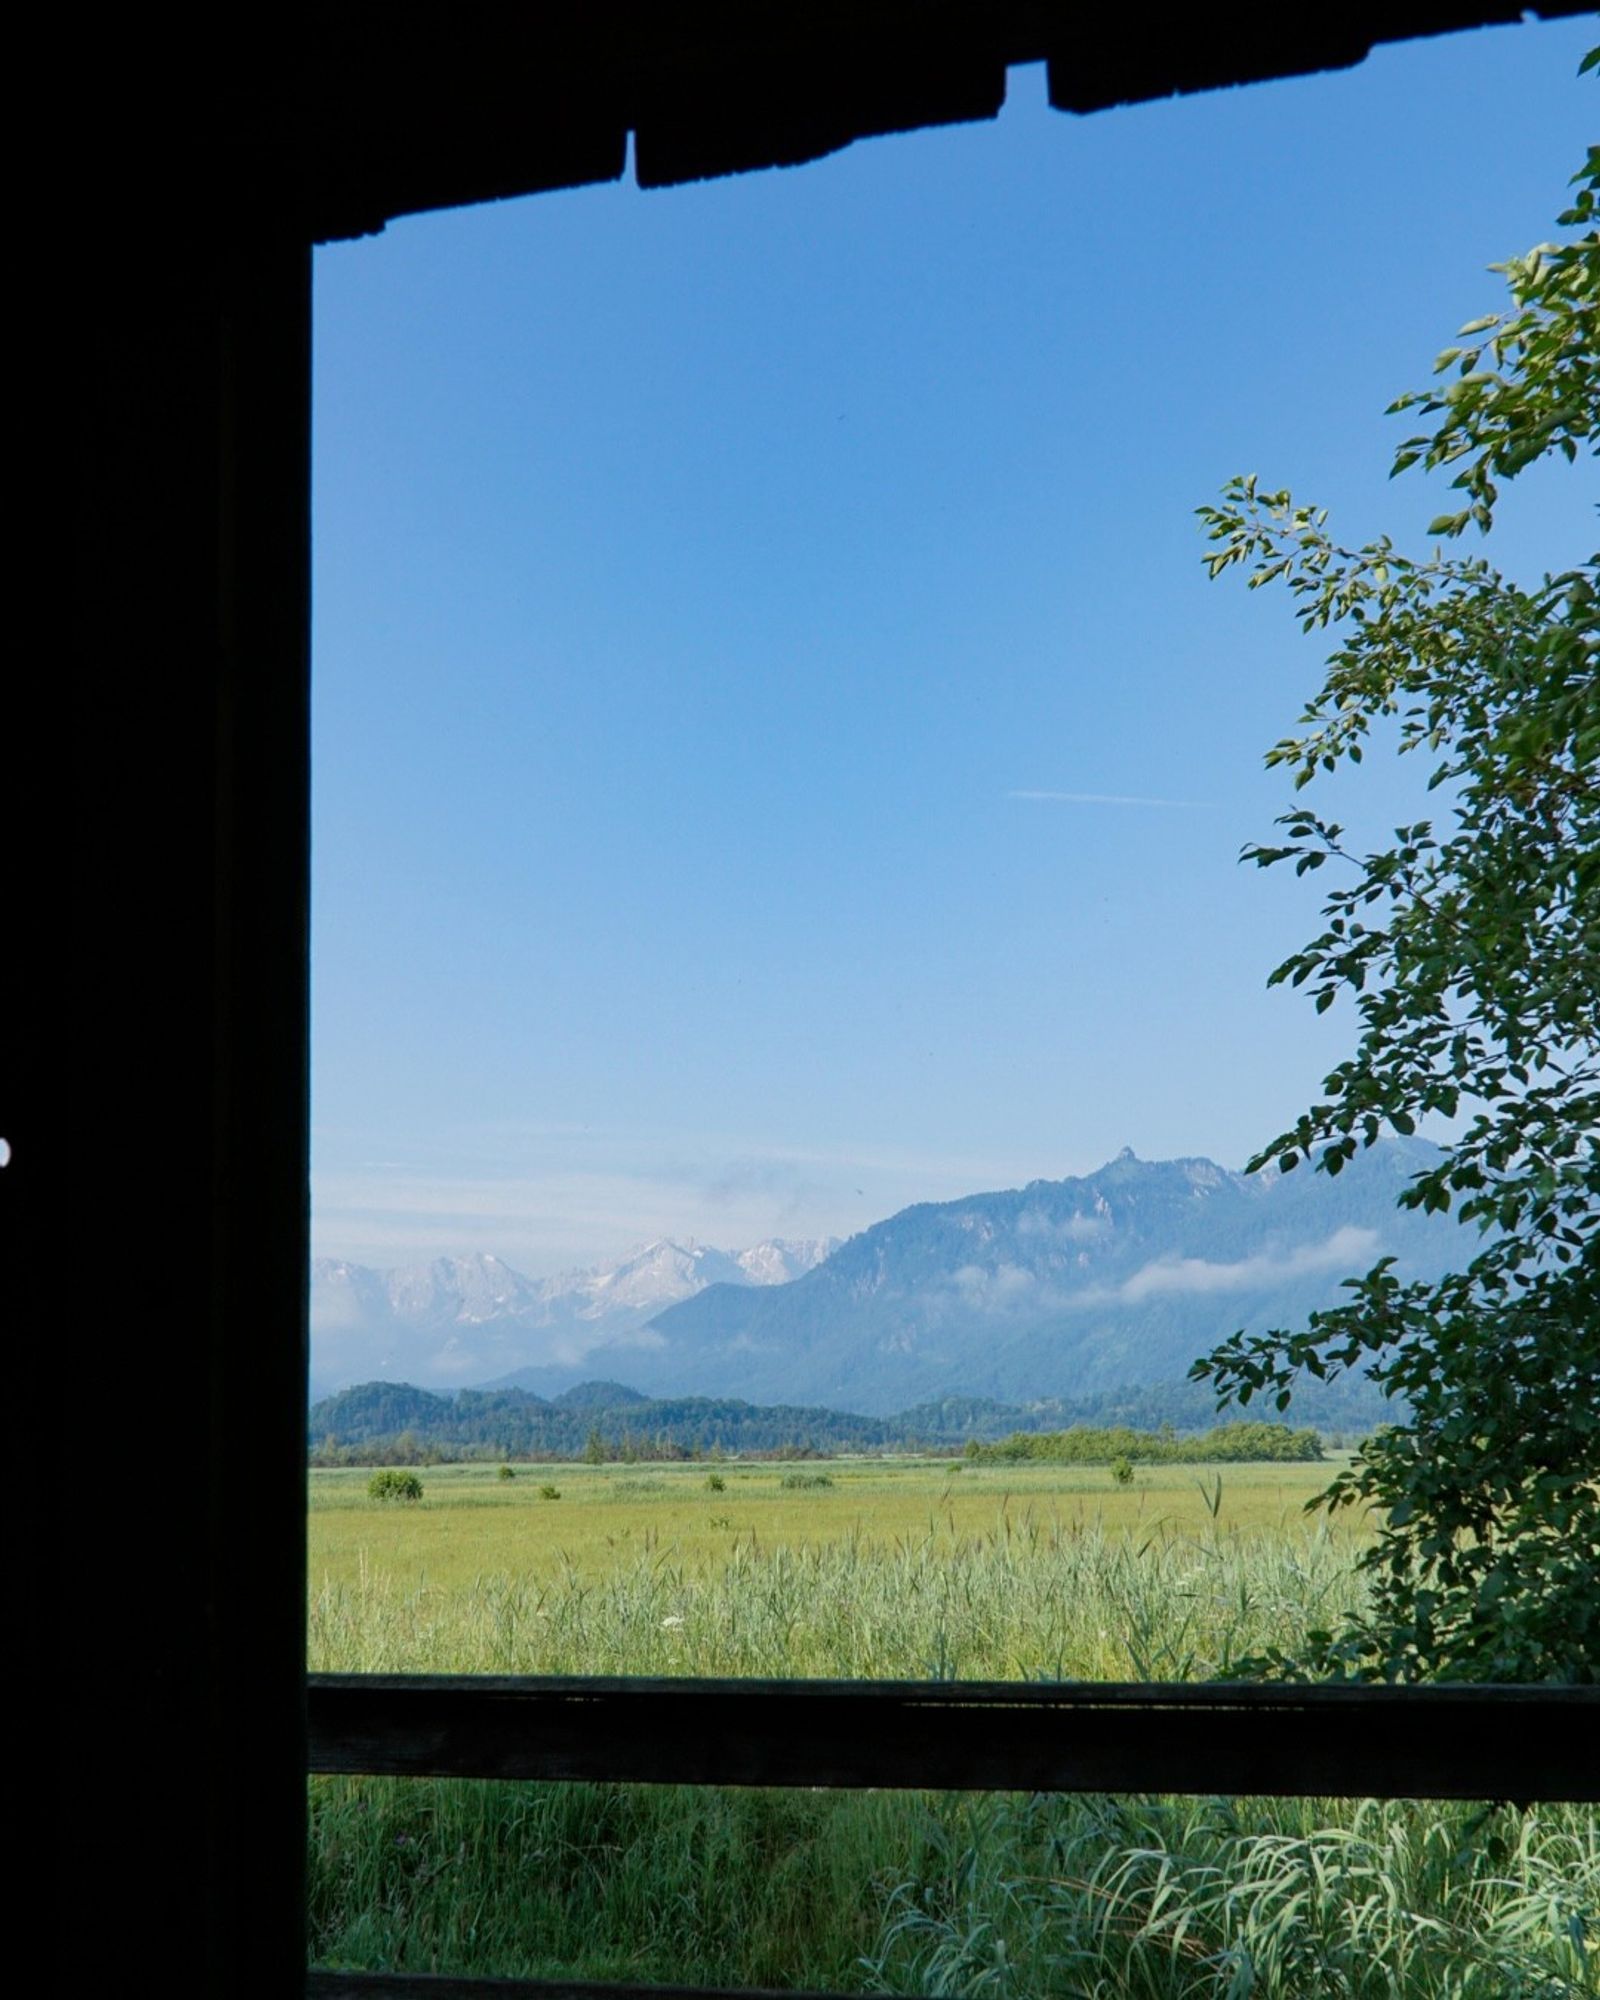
1100,1226,1380,1305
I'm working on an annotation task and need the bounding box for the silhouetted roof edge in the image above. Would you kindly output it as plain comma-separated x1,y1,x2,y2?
71,5,1588,241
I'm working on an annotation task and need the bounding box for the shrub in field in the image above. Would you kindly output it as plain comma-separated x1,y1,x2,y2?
780,1471,833,1490
1110,1456,1135,1487
368,1469,423,1503
497,1464,516,1481
538,1484,561,1500
706,1472,726,1492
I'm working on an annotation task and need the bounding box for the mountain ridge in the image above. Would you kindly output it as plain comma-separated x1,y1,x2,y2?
313,1141,1463,1410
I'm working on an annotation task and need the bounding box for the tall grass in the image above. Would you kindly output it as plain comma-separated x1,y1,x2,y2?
309,1778,1595,1996
309,1512,1367,1681
863,1792,1595,1999
308,1510,1597,1995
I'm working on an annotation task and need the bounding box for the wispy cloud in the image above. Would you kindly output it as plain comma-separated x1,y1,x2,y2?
1101,1226,1381,1305
310,1135,1058,1279
311,1104,1119,1280
1007,790,1217,809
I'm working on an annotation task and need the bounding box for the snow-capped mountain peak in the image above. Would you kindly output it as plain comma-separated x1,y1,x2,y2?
736,1237,839,1285
310,1235,841,1395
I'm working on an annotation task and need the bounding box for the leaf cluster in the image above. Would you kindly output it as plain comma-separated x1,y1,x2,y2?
1388,124,1598,538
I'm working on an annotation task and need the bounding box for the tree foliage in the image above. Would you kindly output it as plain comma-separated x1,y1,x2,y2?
964,1422,1324,1467
1192,115,1599,1684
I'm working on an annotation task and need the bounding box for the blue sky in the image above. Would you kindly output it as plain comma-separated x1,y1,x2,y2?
311,18,1595,1275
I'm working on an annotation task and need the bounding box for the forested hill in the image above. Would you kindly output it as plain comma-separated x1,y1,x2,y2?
309,1373,1385,1463
310,1380,898,1460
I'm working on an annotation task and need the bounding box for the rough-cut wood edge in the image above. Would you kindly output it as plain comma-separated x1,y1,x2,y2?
308,1674,1599,1801
308,1976,867,2000
311,1671,1595,1704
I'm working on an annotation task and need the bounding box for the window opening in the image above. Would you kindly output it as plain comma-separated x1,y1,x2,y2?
307,24,1598,1995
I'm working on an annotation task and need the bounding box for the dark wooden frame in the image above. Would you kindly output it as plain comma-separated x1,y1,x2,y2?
306,1980,913,2000
48,8,1592,1998
310,1674,1595,1801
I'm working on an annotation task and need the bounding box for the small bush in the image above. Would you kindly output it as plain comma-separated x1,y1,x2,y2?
781,1471,833,1490
538,1484,561,1500
706,1472,727,1493
1110,1457,1134,1487
497,1464,517,1481
368,1469,423,1503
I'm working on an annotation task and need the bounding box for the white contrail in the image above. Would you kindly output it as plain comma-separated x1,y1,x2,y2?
1007,789,1216,809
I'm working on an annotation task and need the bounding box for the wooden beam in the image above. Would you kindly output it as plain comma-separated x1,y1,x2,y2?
308,1976,865,2000
309,1674,1599,1801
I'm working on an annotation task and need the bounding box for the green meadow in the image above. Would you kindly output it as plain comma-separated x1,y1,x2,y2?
308,1456,1598,1995
309,1455,1353,1593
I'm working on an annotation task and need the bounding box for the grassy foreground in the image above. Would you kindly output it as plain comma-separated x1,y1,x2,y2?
308,1459,1598,1996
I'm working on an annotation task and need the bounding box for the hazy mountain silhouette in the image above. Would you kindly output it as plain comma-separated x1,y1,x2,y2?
485,1141,1460,1413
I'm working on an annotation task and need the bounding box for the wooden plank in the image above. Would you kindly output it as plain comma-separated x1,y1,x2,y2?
308,1674,1598,1801
308,1974,866,2000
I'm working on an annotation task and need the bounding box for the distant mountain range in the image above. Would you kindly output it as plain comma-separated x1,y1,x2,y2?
310,1236,837,1399
313,1141,1465,1412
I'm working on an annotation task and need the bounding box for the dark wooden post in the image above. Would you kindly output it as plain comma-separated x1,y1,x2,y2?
62,215,311,1994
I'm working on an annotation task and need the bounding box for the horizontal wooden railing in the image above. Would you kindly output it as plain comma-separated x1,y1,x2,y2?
307,1980,871,2000
308,1672,1598,1801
